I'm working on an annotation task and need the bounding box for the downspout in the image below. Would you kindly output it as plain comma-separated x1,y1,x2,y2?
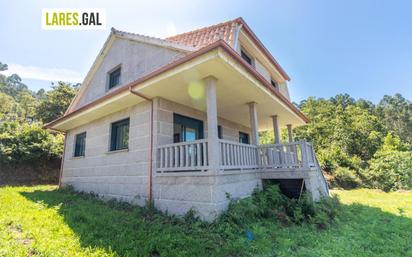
129,86,154,204
58,133,67,188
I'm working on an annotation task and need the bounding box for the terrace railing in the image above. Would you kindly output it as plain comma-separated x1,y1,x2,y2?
157,140,317,173
157,139,208,173
218,139,259,170
258,141,317,170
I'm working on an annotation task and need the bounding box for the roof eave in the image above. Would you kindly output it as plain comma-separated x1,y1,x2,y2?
45,40,307,130
234,17,291,81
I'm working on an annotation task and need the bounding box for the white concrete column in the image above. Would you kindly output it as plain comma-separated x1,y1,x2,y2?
205,76,219,172
271,115,280,144
248,102,259,145
287,124,293,142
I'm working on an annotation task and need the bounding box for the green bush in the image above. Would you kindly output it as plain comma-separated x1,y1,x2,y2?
318,146,363,174
218,185,340,230
333,167,362,189
365,151,412,191
0,121,63,164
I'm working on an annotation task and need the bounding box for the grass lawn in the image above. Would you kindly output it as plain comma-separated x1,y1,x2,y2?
0,186,411,257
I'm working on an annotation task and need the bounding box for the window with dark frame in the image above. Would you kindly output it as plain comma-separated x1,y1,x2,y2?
74,132,86,157
110,118,129,151
271,79,279,89
173,114,204,143
241,49,252,65
218,125,222,139
239,132,250,144
108,67,121,89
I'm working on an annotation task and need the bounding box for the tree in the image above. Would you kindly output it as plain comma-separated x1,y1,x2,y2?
0,62,31,99
0,74,29,98
365,134,412,191
0,92,16,120
16,91,38,121
36,82,77,123
0,62,7,71
377,94,412,144
294,95,386,174
35,88,46,100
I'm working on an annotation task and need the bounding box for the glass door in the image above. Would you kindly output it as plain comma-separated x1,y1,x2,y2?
173,114,204,143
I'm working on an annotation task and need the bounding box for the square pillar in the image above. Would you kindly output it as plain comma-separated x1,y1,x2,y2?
271,115,280,144
248,102,259,145
287,124,293,142
205,76,219,172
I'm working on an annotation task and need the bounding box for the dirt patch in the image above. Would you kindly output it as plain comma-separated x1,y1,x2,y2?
7,223,34,246
396,190,412,194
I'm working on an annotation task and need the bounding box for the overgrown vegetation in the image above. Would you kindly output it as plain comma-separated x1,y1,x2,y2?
0,61,76,166
0,122,63,164
219,185,339,230
261,94,412,191
1,185,411,257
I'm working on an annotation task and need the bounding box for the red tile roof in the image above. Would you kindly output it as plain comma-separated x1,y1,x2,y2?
166,19,239,48
166,17,290,81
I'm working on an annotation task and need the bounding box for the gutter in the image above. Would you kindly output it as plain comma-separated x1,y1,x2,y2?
128,86,154,204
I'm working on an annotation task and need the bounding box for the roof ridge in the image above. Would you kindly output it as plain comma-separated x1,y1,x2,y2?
111,27,196,50
165,17,241,40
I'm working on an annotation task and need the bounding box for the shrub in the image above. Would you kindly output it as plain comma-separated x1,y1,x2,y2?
333,167,362,189
0,121,63,164
219,185,340,229
365,151,412,191
318,146,363,174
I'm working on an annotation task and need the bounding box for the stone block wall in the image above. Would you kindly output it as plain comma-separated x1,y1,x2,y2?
0,159,60,186
61,101,151,206
154,171,262,221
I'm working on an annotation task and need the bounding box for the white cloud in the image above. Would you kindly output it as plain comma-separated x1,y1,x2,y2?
0,64,83,83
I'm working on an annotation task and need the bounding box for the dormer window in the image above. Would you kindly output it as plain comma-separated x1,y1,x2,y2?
271,79,279,90
241,49,253,66
108,66,121,89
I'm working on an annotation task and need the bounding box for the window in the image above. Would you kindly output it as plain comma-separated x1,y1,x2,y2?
218,125,222,139
239,132,250,144
108,67,121,89
173,114,204,143
110,118,129,151
241,49,252,65
271,79,279,89
74,132,86,157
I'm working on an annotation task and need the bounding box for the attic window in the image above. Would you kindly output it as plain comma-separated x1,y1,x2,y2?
241,50,252,66
271,79,279,89
108,67,121,89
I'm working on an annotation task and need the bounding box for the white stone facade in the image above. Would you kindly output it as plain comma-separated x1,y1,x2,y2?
62,97,262,220
73,38,185,111
62,102,151,206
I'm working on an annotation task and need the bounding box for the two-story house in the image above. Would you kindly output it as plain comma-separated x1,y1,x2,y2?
46,17,329,220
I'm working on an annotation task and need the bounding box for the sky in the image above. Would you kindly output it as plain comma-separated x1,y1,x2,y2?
0,0,411,103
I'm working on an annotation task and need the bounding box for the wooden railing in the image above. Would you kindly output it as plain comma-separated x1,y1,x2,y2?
258,141,316,169
219,139,259,170
157,139,208,173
